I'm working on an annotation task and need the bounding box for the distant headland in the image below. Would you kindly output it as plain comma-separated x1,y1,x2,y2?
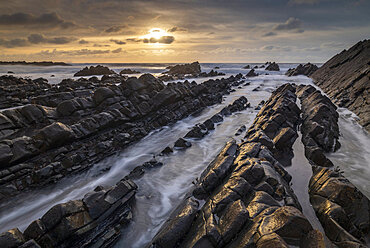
0,61,71,66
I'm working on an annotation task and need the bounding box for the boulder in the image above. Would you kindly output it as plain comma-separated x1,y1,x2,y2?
36,122,75,148
92,87,115,105
174,138,192,149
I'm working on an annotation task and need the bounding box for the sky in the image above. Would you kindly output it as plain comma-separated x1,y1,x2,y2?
0,0,369,63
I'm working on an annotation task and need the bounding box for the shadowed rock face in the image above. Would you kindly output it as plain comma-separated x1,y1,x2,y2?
310,39,370,131
0,73,244,202
149,84,326,248
286,63,318,77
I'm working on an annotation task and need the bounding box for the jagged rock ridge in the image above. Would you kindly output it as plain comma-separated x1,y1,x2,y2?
310,39,370,131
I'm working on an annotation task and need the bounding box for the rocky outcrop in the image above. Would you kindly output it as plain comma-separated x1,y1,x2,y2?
119,69,140,74
310,39,370,131
0,178,137,248
149,84,326,248
265,62,280,71
297,85,340,167
286,63,318,76
246,69,258,77
165,62,201,76
160,62,225,81
297,84,370,247
74,65,116,77
0,73,245,201
309,167,369,248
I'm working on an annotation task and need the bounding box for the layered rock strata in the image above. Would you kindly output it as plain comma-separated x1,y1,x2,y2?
285,63,318,77
310,39,370,131
0,178,137,248
297,84,370,247
149,84,325,248
0,73,244,201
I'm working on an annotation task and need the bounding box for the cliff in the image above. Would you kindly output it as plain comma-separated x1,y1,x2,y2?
311,39,370,131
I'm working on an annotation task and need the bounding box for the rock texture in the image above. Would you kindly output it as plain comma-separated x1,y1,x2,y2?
297,85,340,167
297,84,369,247
0,178,137,248
149,84,326,248
0,73,245,202
310,39,370,131
74,65,116,77
286,63,318,77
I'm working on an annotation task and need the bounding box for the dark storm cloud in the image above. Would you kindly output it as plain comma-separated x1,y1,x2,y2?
143,36,175,44
0,12,76,29
0,38,28,48
28,34,76,44
110,39,126,45
167,26,187,32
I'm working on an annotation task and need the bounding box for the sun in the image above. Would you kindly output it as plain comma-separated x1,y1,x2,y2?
143,28,169,40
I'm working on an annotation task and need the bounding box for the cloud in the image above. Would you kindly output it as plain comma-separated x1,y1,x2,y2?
126,38,142,43
261,45,292,52
263,32,277,37
28,34,76,44
168,26,187,32
273,17,303,32
79,39,89,44
143,36,175,44
0,38,28,48
93,44,111,47
105,25,126,33
0,12,76,29
112,48,123,53
38,48,111,56
110,39,126,45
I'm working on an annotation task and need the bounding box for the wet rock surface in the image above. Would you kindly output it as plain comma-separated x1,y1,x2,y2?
0,179,137,248
311,39,370,131
297,84,340,167
149,84,321,248
0,73,244,201
297,84,370,247
286,63,318,77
